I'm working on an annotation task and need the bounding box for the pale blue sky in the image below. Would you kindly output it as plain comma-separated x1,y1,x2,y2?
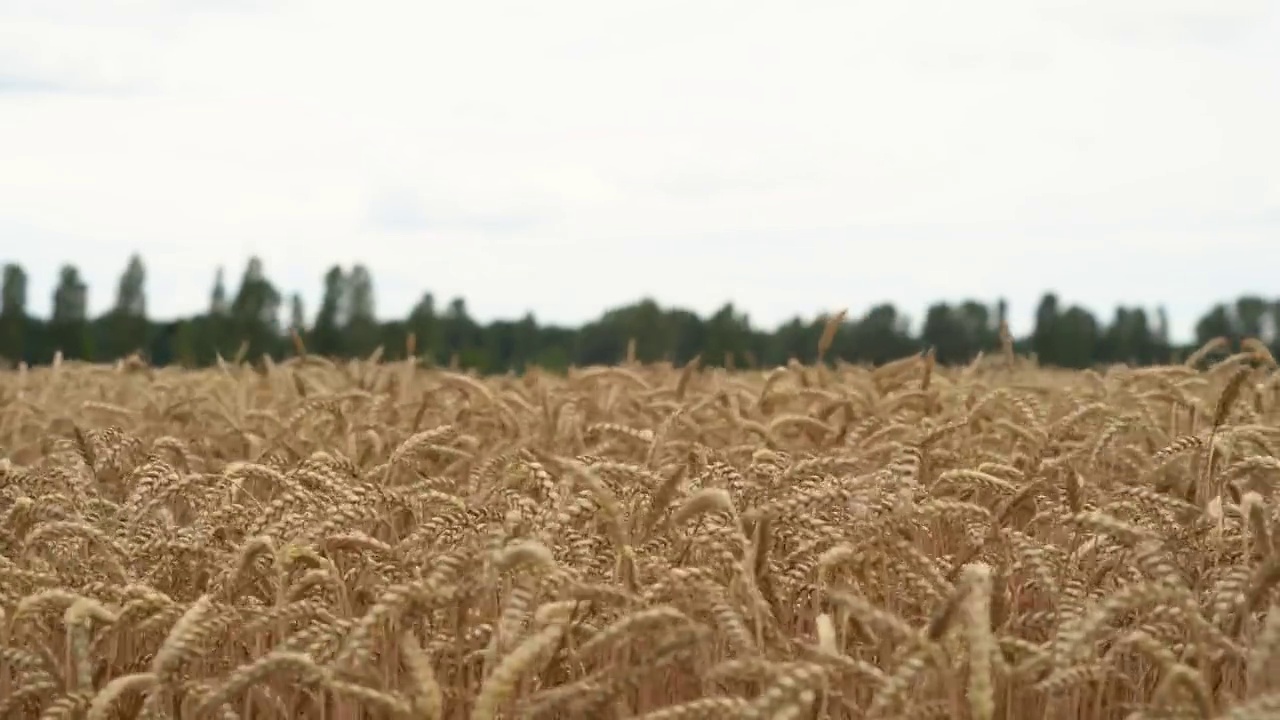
1,0,1277,342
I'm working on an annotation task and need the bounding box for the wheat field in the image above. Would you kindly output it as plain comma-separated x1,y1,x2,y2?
1,342,1280,720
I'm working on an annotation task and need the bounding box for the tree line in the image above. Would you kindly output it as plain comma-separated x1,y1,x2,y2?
0,255,1275,371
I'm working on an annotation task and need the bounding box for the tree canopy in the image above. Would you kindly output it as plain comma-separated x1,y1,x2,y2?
0,255,1272,372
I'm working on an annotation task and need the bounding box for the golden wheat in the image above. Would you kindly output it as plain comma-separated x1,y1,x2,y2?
0,347,1278,718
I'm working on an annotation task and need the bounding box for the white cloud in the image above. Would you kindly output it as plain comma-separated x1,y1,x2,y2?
0,0,1277,343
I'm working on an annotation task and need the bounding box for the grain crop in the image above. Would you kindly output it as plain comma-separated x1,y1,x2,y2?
2,342,1280,719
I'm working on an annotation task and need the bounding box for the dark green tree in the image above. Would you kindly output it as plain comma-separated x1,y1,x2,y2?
1,264,27,317
344,264,379,356
1235,296,1269,340
210,267,229,317
115,254,147,318
0,263,29,363
1031,293,1060,365
965,302,999,347
442,297,486,368
230,257,282,358
511,312,541,370
311,266,347,357
407,291,442,363
8,250,1276,373
289,293,306,333
848,304,918,365
1195,303,1237,347
52,265,88,323
1056,306,1100,369
617,299,668,363
231,258,280,328
1270,301,1280,350
919,301,997,365
772,317,818,364
922,303,971,365
1099,307,1157,365
702,303,752,368
194,267,233,363
577,310,632,367
172,320,198,366
104,254,148,359
1155,306,1170,346
668,309,706,365
50,265,91,359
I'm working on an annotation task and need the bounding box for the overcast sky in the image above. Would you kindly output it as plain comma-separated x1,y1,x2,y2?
1,0,1277,342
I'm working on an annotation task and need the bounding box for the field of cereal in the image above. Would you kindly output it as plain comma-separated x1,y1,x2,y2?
2,347,1280,719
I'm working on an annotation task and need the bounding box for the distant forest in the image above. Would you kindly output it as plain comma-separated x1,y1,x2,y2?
0,254,1274,371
